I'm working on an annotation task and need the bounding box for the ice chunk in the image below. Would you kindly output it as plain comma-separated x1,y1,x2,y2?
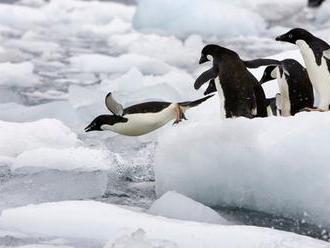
133,0,266,39
0,119,79,157
69,53,171,75
0,4,46,29
0,201,328,248
0,62,40,87
154,112,330,228
108,32,204,68
148,191,229,224
13,147,112,172
0,101,82,129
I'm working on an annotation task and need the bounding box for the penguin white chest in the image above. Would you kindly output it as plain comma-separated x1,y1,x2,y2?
214,78,225,119
296,40,330,109
102,104,177,136
276,67,291,116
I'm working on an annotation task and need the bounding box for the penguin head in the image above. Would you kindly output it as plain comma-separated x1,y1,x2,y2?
260,65,277,84
84,115,128,132
275,28,313,44
308,0,325,7
199,44,237,64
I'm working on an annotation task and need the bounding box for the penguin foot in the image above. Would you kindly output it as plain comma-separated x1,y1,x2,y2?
173,105,187,125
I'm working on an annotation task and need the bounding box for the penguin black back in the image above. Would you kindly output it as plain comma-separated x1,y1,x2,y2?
248,58,314,115
196,44,268,118
277,59,314,115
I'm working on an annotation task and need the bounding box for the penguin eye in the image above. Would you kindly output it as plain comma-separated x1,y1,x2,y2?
289,34,293,39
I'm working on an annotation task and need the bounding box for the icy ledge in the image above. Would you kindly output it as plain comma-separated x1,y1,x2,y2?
154,111,330,228
0,201,328,248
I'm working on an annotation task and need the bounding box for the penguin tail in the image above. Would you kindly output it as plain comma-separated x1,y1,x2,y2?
179,94,214,109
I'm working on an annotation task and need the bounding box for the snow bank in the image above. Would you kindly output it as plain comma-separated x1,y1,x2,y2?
0,62,40,87
147,191,229,224
0,201,328,248
154,112,330,227
0,119,78,157
133,0,266,38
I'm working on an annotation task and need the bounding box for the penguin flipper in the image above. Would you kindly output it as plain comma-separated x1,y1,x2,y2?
204,79,217,95
244,59,281,69
194,67,218,90
179,94,214,108
105,92,124,116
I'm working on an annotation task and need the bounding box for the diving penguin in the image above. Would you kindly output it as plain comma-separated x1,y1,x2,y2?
244,58,314,116
195,44,268,118
85,92,213,136
276,28,330,111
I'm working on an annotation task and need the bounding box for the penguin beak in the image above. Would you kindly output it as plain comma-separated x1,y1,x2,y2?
199,54,209,64
275,33,291,42
84,124,93,132
275,35,283,41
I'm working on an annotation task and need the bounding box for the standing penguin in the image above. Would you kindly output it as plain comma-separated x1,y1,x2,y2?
195,44,268,118
244,58,314,116
85,92,213,136
308,0,326,7
275,28,330,111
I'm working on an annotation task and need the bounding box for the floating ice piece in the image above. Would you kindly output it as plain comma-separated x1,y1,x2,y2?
0,62,40,87
0,201,328,248
0,119,79,157
148,191,229,224
13,147,112,172
108,32,203,68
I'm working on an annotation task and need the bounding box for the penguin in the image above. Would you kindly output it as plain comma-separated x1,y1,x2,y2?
308,0,325,7
195,44,268,118
203,77,277,116
244,58,314,116
275,28,330,111
85,92,214,136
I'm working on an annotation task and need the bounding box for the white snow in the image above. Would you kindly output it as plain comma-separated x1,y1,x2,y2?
154,112,330,227
13,147,111,172
108,32,204,68
147,191,229,225
0,119,79,157
133,0,266,38
0,201,328,248
0,62,40,87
